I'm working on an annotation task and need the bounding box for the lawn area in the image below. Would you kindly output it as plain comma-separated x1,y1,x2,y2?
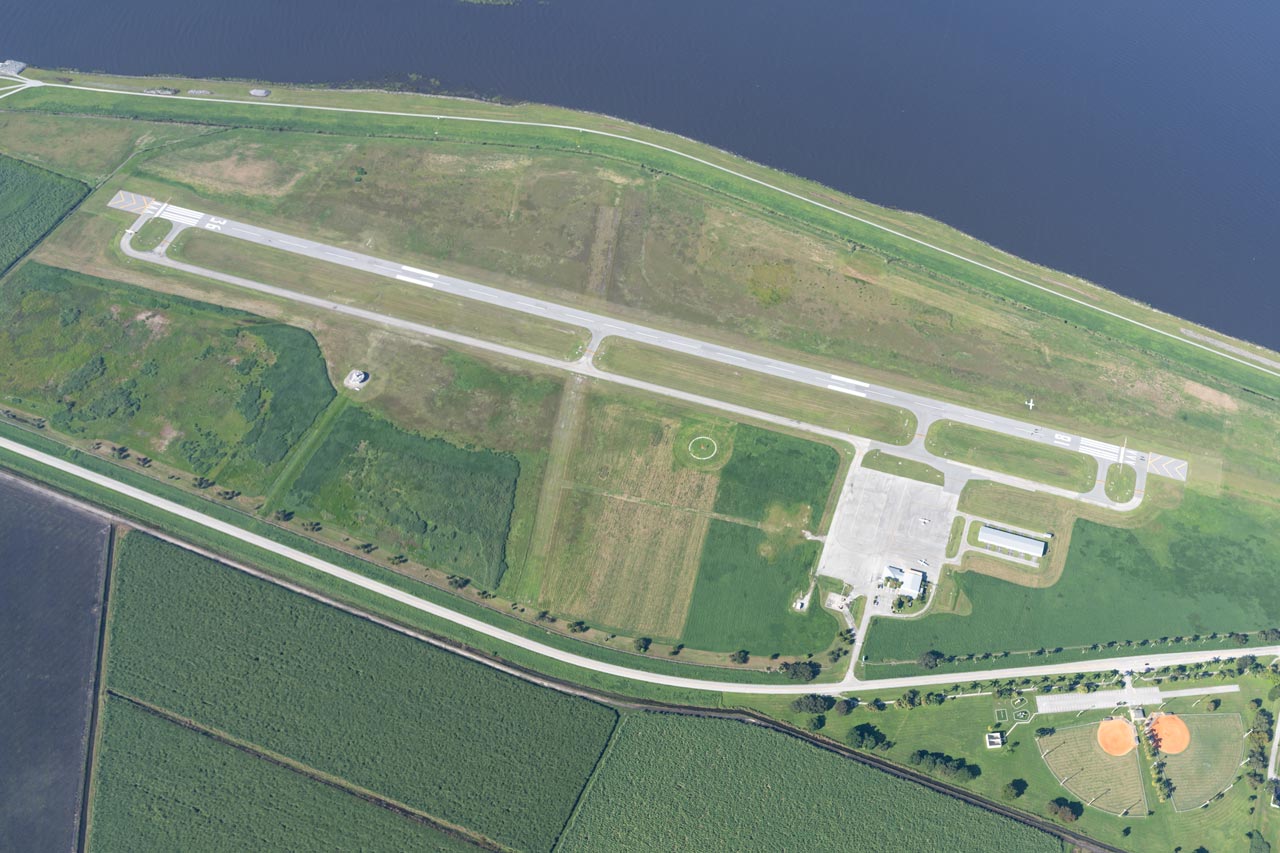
105,532,618,852
0,155,87,275
1105,462,1137,502
1037,723,1147,816
946,515,966,559
1164,713,1246,812
861,489,1280,665
0,262,335,493
714,423,841,526
594,337,916,444
129,217,170,252
679,521,836,655
88,697,480,853
862,448,945,486
559,712,1064,852
281,405,519,588
925,420,1097,493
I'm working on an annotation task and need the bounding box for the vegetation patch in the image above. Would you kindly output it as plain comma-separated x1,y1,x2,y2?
0,263,334,491
89,697,480,852
713,424,840,524
0,154,87,275
559,712,1063,852
283,405,518,588
1105,462,1137,502
1036,723,1147,816
925,420,1097,493
106,533,618,852
1162,713,1246,811
861,449,945,486
679,521,836,654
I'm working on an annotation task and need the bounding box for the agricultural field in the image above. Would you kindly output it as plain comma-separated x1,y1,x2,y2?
1036,723,1147,816
0,154,87,275
862,448,946,486
88,697,480,853
0,262,335,492
862,487,1280,668
281,404,520,589
558,712,1065,852
925,420,1097,493
531,391,839,652
105,532,619,852
1162,713,1246,812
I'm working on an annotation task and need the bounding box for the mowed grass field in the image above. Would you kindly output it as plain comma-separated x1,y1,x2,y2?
89,697,480,853
532,390,840,652
559,713,1065,853
0,262,334,493
1164,714,1246,812
862,488,1280,665
862,448,945,486
105,533,619,852
925,420,1097,493
1105,462,1137,503
0,154,87,274
1036,724,1147,816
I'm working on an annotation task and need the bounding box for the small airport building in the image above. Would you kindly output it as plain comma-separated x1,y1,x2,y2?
977,525,1047,558
882,565,926,599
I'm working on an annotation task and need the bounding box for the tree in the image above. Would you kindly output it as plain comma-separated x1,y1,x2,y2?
568,620,589,633
273,509,294,522
780,661,821,682
1035,726,1056,738
1046,798,1082,823
918,650,945,670
848,723,890,751
791,694,835,715
805,714,826,731
1003,779,1028,799
730,649,750,664
1207,698,1221,711
634,637,652,653
834,697,859,715
897,689,921,709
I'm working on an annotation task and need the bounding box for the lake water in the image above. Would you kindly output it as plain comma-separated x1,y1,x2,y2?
1,2,1277,349
0,475,110,851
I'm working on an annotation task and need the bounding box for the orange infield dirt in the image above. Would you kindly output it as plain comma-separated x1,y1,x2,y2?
1097,718,1137,756
1150,714,1191,754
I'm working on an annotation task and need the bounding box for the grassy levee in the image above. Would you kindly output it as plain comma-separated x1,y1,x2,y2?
0,153,88,275
12,82,1280,414
1104,462,1137,503
558,712,1064,853
170,228,589,361
861,448,945,486
594,338,916,444
106,532,618,852
89,697,482,852
0,420,811,695
925,420,1097,493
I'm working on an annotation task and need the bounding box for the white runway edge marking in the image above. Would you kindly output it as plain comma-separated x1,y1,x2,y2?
401,265,440,279
829,373,870,387
826,384,867,398
394,274,435,289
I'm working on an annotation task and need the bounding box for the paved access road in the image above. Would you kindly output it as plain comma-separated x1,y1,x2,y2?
109,190,1187,507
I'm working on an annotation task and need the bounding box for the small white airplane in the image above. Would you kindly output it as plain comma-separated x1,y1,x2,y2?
1026,398,1035,411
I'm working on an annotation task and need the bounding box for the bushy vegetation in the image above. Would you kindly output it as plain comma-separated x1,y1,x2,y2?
679,521,836,654
283,405,519,586
0,154,87,275
0,263,333,491
713,425,839,523
89,697,479,852
106,533,618,852
559,713,1063,852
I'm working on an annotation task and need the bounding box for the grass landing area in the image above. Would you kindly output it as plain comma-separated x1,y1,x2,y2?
1105,462,1137,503
861,486,1280,671
594,337,916,444
0,153,88,275
861,448,945,485
925,420,1097,493
97,531,619,852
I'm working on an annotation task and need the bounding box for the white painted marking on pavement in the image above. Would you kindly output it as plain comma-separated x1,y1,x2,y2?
394,274,435,289
402,265,440,279
826,384,867,398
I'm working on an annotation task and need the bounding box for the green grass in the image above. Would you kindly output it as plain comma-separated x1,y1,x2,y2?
713,424,840,524
129,217,170,252
88,697,480,852
106,532,618,852
1105,462,1137,503
595,337,917,444
0,262,334,491
1164,714,1246,811
0,154,87,274
559,712,1065,852
862,448,945,486
946,515,966,559
1036,723,1147,816
281,405,518,587
679,521,836,655
925,420,1098,493
862,490,1280,666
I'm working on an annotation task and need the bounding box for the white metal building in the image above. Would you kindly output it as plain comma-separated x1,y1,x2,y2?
977,525,1047,557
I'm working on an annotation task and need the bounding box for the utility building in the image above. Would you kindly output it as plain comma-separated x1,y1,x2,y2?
977,525,1047,558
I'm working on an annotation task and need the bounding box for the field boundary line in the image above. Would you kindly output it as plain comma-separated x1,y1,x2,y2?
7,74,1279,381
260,393,349,511
552,714,627,852
74,521,116,853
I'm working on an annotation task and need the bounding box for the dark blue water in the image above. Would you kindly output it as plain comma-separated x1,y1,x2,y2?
2,2,1277,349
0,475,109,851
